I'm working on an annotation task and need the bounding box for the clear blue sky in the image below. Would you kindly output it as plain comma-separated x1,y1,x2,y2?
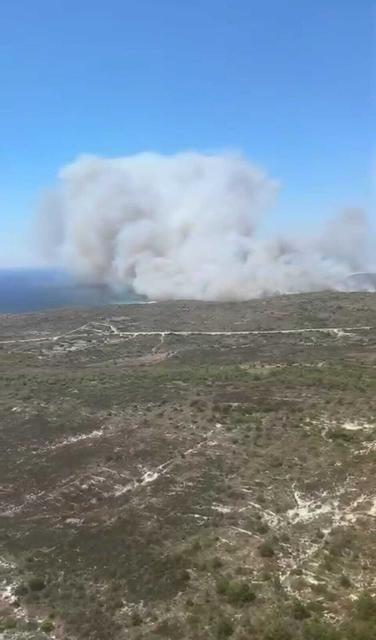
0,0,373,266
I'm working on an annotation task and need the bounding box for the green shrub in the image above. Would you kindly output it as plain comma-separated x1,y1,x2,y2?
216,577,256,606
339,574,351,588
341,620,376,640
259,540,275,558
216,576,230,595
40,619,55,632
28,576,46,591
302,620,341,639
226,581,256,605
210,556,224,570
216,617,234,639
0,617,17,631
263,620,293,640
328,429,353,442
131,611,143,626
179,568,191,582
14,582,28,596
354,592,376,621
291,599,311,620
255,520,269,535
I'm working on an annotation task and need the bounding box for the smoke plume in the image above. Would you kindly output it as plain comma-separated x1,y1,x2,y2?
37,152,373,301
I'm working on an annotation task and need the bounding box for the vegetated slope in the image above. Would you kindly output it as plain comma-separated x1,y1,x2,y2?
0,292,376,639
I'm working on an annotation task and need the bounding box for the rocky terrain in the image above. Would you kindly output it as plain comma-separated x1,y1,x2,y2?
0,292,376,639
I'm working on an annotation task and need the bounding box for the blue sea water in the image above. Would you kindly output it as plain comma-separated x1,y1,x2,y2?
0,269,140,314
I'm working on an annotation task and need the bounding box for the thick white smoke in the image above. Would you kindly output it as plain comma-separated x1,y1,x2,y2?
37,152,373,301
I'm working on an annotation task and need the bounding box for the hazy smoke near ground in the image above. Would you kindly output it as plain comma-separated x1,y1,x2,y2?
37,152,373,301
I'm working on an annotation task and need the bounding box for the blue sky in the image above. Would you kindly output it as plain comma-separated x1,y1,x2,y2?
0,0,373,266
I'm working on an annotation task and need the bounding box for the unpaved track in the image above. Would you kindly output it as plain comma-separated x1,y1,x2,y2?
0,324,372,345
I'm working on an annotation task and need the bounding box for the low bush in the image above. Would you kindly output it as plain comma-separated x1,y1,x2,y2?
28,576,46,592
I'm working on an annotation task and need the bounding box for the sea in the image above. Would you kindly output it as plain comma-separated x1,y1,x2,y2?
2,269,375,315
0,269,141,314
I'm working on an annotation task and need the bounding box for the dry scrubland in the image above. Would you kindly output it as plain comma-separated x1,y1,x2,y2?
0,292,376,639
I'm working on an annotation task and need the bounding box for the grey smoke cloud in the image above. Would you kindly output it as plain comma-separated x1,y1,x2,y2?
37,152,373,300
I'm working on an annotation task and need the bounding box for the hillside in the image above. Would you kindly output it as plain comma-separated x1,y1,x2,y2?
1,292,376,639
